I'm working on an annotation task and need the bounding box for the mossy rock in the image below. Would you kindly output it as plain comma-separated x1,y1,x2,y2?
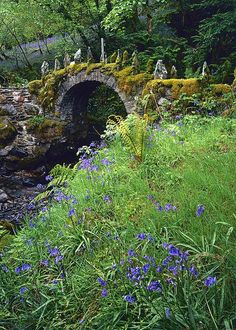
143,78,200,99
86,63,103,75
28,118,65,140
0,117,17,146
211,84,231,95
28,80,43,96
0,108,9,116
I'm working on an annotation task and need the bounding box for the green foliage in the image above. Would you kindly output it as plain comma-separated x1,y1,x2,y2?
0,116,236,328
105,114,148,162
27,115,45,130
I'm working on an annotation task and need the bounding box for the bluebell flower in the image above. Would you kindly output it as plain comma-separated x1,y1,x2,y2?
19,287,28,295
48,247,59,257
147,195,154,200
45,175,53,181
189,265,198,277
128,249,136,257
68,209,76,217
142,263,151,274
40,259,49,267
101,289,108,297
168,265,178,276
101,158,111,166
168,245,180,257
103,195,112,203
147,281,162,292
36,184,44,191
15,263,32,274
166,278,176,286
136,233,146,240
54,255,63,264
156,266,163,273
165,307,171,319
196,204,205,217
114,234,119,240
97,277,107,287
124,295,136,304
204,276,217,287
21,264,32,271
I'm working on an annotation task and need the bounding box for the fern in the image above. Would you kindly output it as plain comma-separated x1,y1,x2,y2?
34,163,78,203
107,114,148,162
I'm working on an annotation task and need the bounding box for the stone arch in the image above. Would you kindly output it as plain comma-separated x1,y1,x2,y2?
55,69,138,123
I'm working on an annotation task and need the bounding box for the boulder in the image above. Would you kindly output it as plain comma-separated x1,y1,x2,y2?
0,94,7,103
24,103,41,115
0,189,9,203
0,117,17,146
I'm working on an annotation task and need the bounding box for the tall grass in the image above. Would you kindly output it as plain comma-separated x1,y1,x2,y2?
0,115,235,329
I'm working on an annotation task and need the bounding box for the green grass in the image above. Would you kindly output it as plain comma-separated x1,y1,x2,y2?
0,115,236,329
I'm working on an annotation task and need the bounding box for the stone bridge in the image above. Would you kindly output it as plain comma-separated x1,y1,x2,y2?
56,68,138,122
1,62,233,173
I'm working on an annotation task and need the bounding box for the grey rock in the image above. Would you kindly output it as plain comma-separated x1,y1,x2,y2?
0,189,9,202
74,49,82,63
158,97,171,106
9,147,28,158
154,60,168,79
41,61,50,77
1,104,17,115
24,103,40,115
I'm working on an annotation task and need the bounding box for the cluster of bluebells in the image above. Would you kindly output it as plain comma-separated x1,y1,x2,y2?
47,246,64,265
147,195,177,212
97,240,217,308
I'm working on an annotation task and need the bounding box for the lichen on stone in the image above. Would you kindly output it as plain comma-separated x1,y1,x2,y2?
211,84,231,95
0,117,17,146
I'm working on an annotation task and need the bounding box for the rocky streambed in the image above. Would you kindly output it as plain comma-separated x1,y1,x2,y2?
0,169,45,223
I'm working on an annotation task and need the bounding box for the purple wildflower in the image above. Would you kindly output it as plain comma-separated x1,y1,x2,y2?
40,259,49,267
142,263,151,274
128,249,136,257
48,247,59,257
196,204,205,217
124,295,136,304
68,209,76,217
103,195,112,203
45,175,53,181
168,245,180,257
204,276,217,287
189,266,199,277
165,203,172,212
101,289,108,297
97,277,107,287
136,233,146,240
19,287,28,295
147,281,162,292
21,264,32,271
101,158,111,166
165,307,171,319
54,255,63,264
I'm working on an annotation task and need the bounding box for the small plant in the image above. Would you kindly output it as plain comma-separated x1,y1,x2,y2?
27,115,45,130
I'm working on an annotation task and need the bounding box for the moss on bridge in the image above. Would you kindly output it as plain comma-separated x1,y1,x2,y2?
28,62,232,114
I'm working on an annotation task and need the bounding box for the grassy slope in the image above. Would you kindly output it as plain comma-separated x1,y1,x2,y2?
0,116,236,329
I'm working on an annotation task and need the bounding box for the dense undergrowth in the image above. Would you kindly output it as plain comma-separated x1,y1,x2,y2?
0,115,236,329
